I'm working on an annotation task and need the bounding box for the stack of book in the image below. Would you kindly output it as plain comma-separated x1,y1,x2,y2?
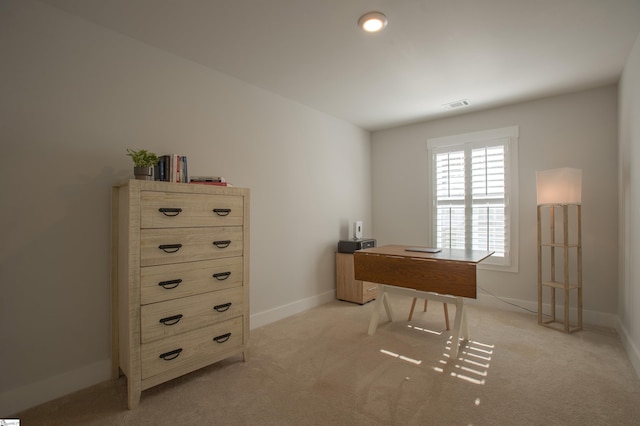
155,154,188,183
153,154,233,186
189,176,232,187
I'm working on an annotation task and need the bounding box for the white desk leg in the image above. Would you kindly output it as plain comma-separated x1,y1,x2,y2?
368,285,384,335
368,285,394,335
461,306,469,341
449,297,467,359
382,286,394,323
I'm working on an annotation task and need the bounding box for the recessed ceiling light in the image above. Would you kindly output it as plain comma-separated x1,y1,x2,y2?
358,12,388,33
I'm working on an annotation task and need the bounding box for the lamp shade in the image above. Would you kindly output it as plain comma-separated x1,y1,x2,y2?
536,168,582,205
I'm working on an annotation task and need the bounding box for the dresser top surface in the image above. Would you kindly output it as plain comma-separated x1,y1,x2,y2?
114,179,249,196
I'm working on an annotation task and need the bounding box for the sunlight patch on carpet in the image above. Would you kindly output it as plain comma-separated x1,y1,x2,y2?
379,348,423,365
433,339,494,385
406,324,443,336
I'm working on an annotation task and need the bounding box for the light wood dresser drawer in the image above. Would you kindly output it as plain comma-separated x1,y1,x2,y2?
140,227,243,266
140,287,244,343
140,191,244,228
141,316,243,380
140,257,243,305
361,281,378,303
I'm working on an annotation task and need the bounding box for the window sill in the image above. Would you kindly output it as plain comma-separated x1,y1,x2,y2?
478,261,519,274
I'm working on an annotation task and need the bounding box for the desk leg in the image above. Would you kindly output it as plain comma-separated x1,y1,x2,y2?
461,306,469,341
368,285,394,335
382,286,394,322
449,297,467,359
368,286,383,335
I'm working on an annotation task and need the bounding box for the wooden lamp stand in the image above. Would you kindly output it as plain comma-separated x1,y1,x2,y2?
537,203,582,332
536,167,583,333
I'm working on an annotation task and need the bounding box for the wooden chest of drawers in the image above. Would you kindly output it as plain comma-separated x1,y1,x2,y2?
111,180,250,409
336,253,377,304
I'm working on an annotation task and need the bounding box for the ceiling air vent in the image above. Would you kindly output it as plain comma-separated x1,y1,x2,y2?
442,99,470,110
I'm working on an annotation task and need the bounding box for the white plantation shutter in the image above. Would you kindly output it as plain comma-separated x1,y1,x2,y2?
471,144,506,256
435,150,466,249
428,127,519,270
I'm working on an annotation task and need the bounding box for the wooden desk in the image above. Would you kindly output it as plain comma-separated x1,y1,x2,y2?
354,245,493,358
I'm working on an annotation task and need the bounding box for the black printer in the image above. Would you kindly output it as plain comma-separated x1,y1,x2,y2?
337,238,376,254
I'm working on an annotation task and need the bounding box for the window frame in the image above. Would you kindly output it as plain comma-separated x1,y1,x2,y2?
427,126,519,272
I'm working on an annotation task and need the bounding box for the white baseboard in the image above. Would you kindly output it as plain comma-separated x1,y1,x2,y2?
615,319,640,379
1,358,111,417
250,290,336,329
469,292,618,329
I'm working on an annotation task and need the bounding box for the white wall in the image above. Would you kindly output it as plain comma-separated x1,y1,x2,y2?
618,32,640,378
371,86,619,323
0,0,372,415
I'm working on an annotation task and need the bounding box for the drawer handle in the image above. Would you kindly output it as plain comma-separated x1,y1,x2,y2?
213,271,231,280
213,332,231,343
213,240,231,249
213,302,232,312
158,207,182,217
213,208,231,216
159,244,182,253
159,314,183,326
158,279,182,289
159,348,183,361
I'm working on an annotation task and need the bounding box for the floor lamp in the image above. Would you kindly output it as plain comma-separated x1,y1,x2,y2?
536,168,583,333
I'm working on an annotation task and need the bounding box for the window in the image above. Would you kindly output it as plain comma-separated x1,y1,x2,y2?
428,126,519,271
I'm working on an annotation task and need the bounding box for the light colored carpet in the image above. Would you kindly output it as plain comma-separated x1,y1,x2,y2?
15,294,640,425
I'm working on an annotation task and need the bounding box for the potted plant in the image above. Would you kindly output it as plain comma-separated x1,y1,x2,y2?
126,148,159,180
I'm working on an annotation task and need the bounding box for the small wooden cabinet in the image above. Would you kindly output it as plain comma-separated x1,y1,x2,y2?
111,180,250,408
336,252,377,304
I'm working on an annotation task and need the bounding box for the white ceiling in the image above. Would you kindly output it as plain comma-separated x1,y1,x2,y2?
40,0,640,130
